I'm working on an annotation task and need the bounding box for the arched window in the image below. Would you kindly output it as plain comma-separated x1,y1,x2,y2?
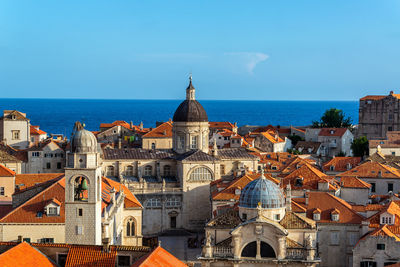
164,165,171,176
74,176,88,202
144,165,152,177
189,167,212,181
106,166,114,177
126,218,135,237
151,143,156,149
126,166,134,176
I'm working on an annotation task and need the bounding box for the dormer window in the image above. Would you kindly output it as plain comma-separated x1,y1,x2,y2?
235,189,241,195
11,115,16,120
45,198,61,216
331,209,340,221
330,165,335,171
380,213,394,225
330,130,335,134
295,177,304,187
313,209,321,221
346,163,352,170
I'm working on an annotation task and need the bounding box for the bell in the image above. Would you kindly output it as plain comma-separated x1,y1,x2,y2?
81,178,88,190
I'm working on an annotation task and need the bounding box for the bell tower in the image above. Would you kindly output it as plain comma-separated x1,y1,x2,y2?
65,122,102,245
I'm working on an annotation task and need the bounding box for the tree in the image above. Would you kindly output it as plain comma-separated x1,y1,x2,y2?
351,136,369,158
287,134,304,146
312,108,352,128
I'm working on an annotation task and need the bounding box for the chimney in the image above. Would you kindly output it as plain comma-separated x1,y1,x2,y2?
130,121,133,129
17,235,23,243
102,237,110,252
139,122,143,131
233,122,238,134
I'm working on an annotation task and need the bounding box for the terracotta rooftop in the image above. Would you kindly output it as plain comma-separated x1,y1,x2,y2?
142,121,172,138
322,157,361,172
65,245,117,267
15,173,64,192
318,128,348,137
0,242,56,267
0,176,141,223
367,201,400,229
30,126,47,136
294,141,321,154
339,176,371,189
338,161,400,179
131,246,188,267
0,165,15,177
209,122,234,129
294,192,364,224
103,148,174,160
360,95,387,101
281,163,338,191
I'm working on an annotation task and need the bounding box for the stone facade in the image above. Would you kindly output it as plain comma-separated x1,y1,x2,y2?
358,91,400,140
26,141,66,173
0,110,30,149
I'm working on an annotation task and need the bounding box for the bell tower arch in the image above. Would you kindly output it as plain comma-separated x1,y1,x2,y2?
65,122,102,245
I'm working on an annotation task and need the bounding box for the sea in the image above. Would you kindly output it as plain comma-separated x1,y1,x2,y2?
0,99,359,136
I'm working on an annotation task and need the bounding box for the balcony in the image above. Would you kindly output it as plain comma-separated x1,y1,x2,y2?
213,246,233,258
286,248,306,260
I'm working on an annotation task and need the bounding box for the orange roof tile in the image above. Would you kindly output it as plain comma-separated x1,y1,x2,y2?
323,157,361,172
304,192,364,224
369,224,400,241
30,126,47,135
1,176,141,223
0,242,56,267
339,161,400,179
0,164,15,177
131,246,187,267
209,122,234,129
15,173,64,192
281,163,338,191
65,245,116,267
339,176,371,189
360,95,386,101
318,128,348,137
368,201,400,228
142,121,172,138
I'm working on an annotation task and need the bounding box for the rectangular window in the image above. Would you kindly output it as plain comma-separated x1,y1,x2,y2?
78,208,83,216
220,165,225,175
39,238,54,243
12,130,20,140
178,136,184,149
330,231,340,245
274,214,280,221
348,232,358,246
118,255,131,266
242,213,247,220
191,136,198,149
57,254,68,267
388,183,394,192
57,162,62,169
76,225,83,235
360,261,377,267
371,183,376,193
48,207,58,215
32,152,40,157
377,243,385,250
46,162,51,169
0,187,4,196
388,126,393,131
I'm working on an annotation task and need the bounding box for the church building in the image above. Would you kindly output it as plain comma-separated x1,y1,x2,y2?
101,77,259,235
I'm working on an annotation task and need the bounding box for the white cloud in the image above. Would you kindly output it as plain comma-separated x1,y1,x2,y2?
224,52,269,74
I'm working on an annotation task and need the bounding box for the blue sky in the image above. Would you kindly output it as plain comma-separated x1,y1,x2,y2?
1,1,400,100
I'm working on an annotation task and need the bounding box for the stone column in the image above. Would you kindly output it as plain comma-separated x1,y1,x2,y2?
233,236,241,259
278,236,286,260
156,161,161,182
256,238,261,259
137,162,142,183
185,132,190,151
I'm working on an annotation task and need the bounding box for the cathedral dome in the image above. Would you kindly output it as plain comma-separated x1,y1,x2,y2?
239,175,285,209
71,122,98,153
172,77,208,122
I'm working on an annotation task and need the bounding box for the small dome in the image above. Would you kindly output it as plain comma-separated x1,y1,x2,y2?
173,100,208,122
239,176,285,209
71,122,98,153
173,78,208,122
